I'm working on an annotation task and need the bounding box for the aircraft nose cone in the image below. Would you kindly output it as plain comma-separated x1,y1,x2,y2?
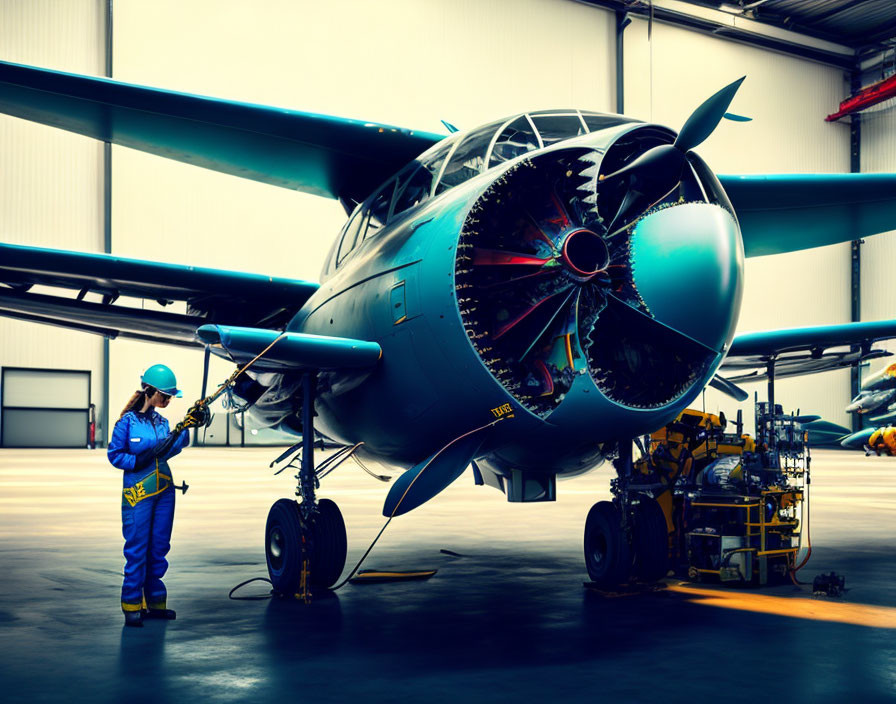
629,202,743,352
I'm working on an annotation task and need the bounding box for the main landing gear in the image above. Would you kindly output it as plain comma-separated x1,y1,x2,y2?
264,373,348,597
583,440,670,589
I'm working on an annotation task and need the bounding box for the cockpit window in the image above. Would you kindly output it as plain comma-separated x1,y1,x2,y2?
529,113,587,146
336,205,366,265
487,115,540,168
582,113,637,133
436,121,504,194
331,110,641,271
391,165,431,220
363,181,395,242
390,139,453,221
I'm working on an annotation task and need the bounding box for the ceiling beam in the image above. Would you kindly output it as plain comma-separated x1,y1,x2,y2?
576,0,855,69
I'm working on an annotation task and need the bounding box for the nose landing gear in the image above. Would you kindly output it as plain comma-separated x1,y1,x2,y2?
265,498,347,595
264,372,348,598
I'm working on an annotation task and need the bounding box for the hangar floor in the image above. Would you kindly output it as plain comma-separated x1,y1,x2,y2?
0,446,894,703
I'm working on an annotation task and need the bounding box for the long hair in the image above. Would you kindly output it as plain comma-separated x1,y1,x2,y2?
119,384,156,419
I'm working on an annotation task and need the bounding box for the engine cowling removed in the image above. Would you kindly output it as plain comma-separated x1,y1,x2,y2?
455,131,742,419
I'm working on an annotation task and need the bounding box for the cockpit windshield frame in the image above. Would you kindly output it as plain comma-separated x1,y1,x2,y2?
329,109,640,271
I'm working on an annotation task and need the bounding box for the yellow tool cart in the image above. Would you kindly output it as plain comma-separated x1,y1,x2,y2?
629,401,810,586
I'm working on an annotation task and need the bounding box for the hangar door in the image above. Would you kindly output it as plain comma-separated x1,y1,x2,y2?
1,368,91,448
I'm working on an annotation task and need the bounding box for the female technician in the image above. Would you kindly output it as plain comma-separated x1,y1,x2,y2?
107,364,206,627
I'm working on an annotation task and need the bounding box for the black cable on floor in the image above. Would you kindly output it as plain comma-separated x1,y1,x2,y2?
229,577,273,600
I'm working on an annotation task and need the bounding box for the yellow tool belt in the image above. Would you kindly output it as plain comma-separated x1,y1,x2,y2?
122,459,172,507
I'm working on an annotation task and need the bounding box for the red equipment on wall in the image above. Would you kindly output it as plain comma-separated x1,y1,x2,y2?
826,73,896,122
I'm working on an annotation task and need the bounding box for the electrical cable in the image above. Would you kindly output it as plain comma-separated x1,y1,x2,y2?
349,453,391,482
789,474,812,585
227,417,505,600
176,333,288,434
229,577,273,600
330,417,505,591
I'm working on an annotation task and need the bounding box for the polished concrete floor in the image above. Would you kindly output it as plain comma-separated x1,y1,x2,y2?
0,447,894,703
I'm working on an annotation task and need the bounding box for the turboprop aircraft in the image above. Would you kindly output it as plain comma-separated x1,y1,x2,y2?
839,362,896,452
845,361,896,423
2,61,896,593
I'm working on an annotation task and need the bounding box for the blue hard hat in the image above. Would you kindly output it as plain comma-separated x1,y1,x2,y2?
141,364,182,398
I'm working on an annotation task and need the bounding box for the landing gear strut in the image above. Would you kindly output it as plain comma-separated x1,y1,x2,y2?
264,372,348,596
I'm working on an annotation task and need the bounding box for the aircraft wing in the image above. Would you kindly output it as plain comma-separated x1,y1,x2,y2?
0,60,444,206
717,319,896,384
0,242,320,346
718,174,896,257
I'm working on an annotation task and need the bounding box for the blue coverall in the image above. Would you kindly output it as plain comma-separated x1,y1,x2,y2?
108,409,189,611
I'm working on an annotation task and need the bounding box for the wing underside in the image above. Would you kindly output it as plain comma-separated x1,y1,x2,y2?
718,319,896,385
0,242,320,346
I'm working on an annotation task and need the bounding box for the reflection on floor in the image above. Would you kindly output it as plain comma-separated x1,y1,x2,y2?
0,447,894,703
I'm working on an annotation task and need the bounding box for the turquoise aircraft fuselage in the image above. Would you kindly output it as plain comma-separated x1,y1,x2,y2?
252,112,743,493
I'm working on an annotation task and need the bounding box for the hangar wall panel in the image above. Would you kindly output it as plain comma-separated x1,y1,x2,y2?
624,18,852,430
0,1,863,447
108,0,616,422
859,93,896,372
0,1,107,442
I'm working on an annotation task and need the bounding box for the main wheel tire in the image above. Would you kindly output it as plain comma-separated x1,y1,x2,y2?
584,501,632,589
265,498,348,594
631,496,670,583
308,498,347,588
265,499,305,595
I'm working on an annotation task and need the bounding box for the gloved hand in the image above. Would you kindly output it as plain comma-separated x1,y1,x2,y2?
133,447,157,471
132,431,181,470
152,431,180,460
181,403,211,429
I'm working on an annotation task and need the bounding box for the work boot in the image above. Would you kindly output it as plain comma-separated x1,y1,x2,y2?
123,610,144,628
144,607,176,620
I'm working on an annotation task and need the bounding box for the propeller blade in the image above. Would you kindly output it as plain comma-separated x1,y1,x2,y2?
674,76,745,152
723,112,752,122
600,145,686,232
709,374,749,402
382,432,485,516
599,143,684,184
587,294,718,409
604,293,716,354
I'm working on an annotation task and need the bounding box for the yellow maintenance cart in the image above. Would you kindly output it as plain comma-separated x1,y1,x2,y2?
625,403,810,586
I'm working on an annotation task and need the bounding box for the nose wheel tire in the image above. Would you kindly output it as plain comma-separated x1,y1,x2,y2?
631,496,670,583
265,498,348,595
584,501,631,589
309,498,348,588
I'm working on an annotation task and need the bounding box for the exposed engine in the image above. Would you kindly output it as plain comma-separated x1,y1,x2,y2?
455,126,731,417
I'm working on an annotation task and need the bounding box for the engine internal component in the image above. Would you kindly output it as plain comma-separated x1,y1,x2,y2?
455,128,722,417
